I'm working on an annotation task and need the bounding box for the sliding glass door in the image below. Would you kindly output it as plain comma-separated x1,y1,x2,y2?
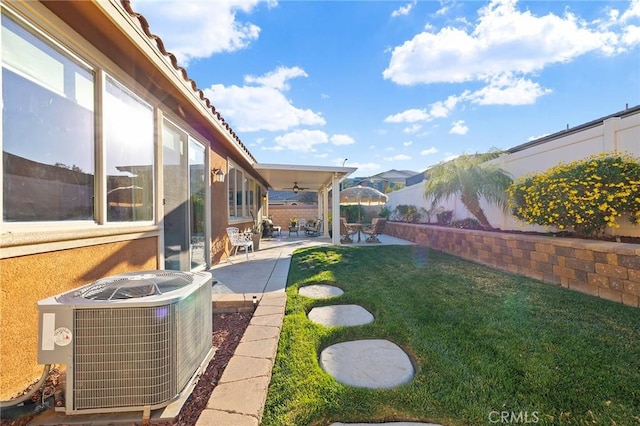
162,120,188,270
162,119,208,270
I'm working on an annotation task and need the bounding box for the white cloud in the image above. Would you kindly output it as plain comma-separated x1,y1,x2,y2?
384,154,412,161
403,124,423,134
403,141,413,147
385,72,551,125
449,120,469,135
420,147,439,155
468,73,552,105
204,66,325,132
384,94,462,123
623,24,640,45
330,134,356,145
383,0,628,86
265,130,353,152
384,108,431,123
130,0,271,66
392,1,417,18
244,66,307,90
436,5,451,17
621,0,640,21
272,129,328,152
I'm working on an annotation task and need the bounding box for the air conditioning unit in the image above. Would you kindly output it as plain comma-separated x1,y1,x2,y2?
37,270,213,415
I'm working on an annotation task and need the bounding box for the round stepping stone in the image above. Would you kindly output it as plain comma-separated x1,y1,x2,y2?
299,284,343,299
320,339,414,388
308,304,374,327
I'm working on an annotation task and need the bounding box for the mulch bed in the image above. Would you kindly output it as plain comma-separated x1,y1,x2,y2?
0,312,253,426
172,312,252,425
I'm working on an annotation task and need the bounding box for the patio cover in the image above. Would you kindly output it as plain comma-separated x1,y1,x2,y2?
254,163,358,245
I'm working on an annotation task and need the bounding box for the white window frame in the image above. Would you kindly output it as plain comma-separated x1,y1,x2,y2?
0,5,157,233
227,160,262,223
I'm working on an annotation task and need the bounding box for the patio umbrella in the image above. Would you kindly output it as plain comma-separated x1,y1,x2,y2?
339,185,388,223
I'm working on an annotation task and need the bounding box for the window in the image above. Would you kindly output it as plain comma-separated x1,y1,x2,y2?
2,12,95,222
162,119,207,271
228,165,239,218
104,76,154,222
2,11,156,226
227,163,262,221
246,177,256,218
162,120,189,269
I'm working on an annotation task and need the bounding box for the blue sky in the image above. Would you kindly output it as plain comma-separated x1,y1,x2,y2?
130,0,640,176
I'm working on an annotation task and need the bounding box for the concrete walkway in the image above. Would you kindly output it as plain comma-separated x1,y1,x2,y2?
198,234,413,425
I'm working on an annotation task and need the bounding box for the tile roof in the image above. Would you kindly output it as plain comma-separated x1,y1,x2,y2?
119,0,256,163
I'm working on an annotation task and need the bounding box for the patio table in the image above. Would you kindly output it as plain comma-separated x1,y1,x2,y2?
349,223,363,243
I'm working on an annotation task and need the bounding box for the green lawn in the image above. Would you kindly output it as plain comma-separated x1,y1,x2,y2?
262,245,640,426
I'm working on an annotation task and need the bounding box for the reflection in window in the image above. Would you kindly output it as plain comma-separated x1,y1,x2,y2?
189,139,205,268
104,76,154,222
2,13,95,221
247,177,255,217
228,166,238,218
226,164,262,221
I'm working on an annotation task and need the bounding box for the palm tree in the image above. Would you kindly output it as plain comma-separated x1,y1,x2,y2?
424,151,512,229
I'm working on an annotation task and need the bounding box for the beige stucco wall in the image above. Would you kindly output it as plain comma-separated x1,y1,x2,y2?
0,237,158,399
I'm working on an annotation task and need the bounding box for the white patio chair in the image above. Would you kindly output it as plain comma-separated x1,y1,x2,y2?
226,227,253,260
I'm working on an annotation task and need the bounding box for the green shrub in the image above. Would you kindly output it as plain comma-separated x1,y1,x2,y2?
436,210,453,225
450,217,482,229
378,206,392,218
507,152,640,237
394,204,421,222
340,205,363,223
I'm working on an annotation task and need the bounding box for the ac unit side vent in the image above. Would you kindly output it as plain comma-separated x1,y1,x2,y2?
176,283,212,390
73,305,177,410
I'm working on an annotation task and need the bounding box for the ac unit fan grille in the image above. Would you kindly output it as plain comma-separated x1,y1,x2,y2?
78,271,194,301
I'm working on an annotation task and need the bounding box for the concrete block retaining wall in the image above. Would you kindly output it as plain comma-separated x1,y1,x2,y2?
384,222,640,308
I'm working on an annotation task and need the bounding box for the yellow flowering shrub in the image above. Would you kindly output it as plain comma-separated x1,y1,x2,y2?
507,152,640,237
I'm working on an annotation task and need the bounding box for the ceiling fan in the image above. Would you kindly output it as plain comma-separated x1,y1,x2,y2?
284,182,309,194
